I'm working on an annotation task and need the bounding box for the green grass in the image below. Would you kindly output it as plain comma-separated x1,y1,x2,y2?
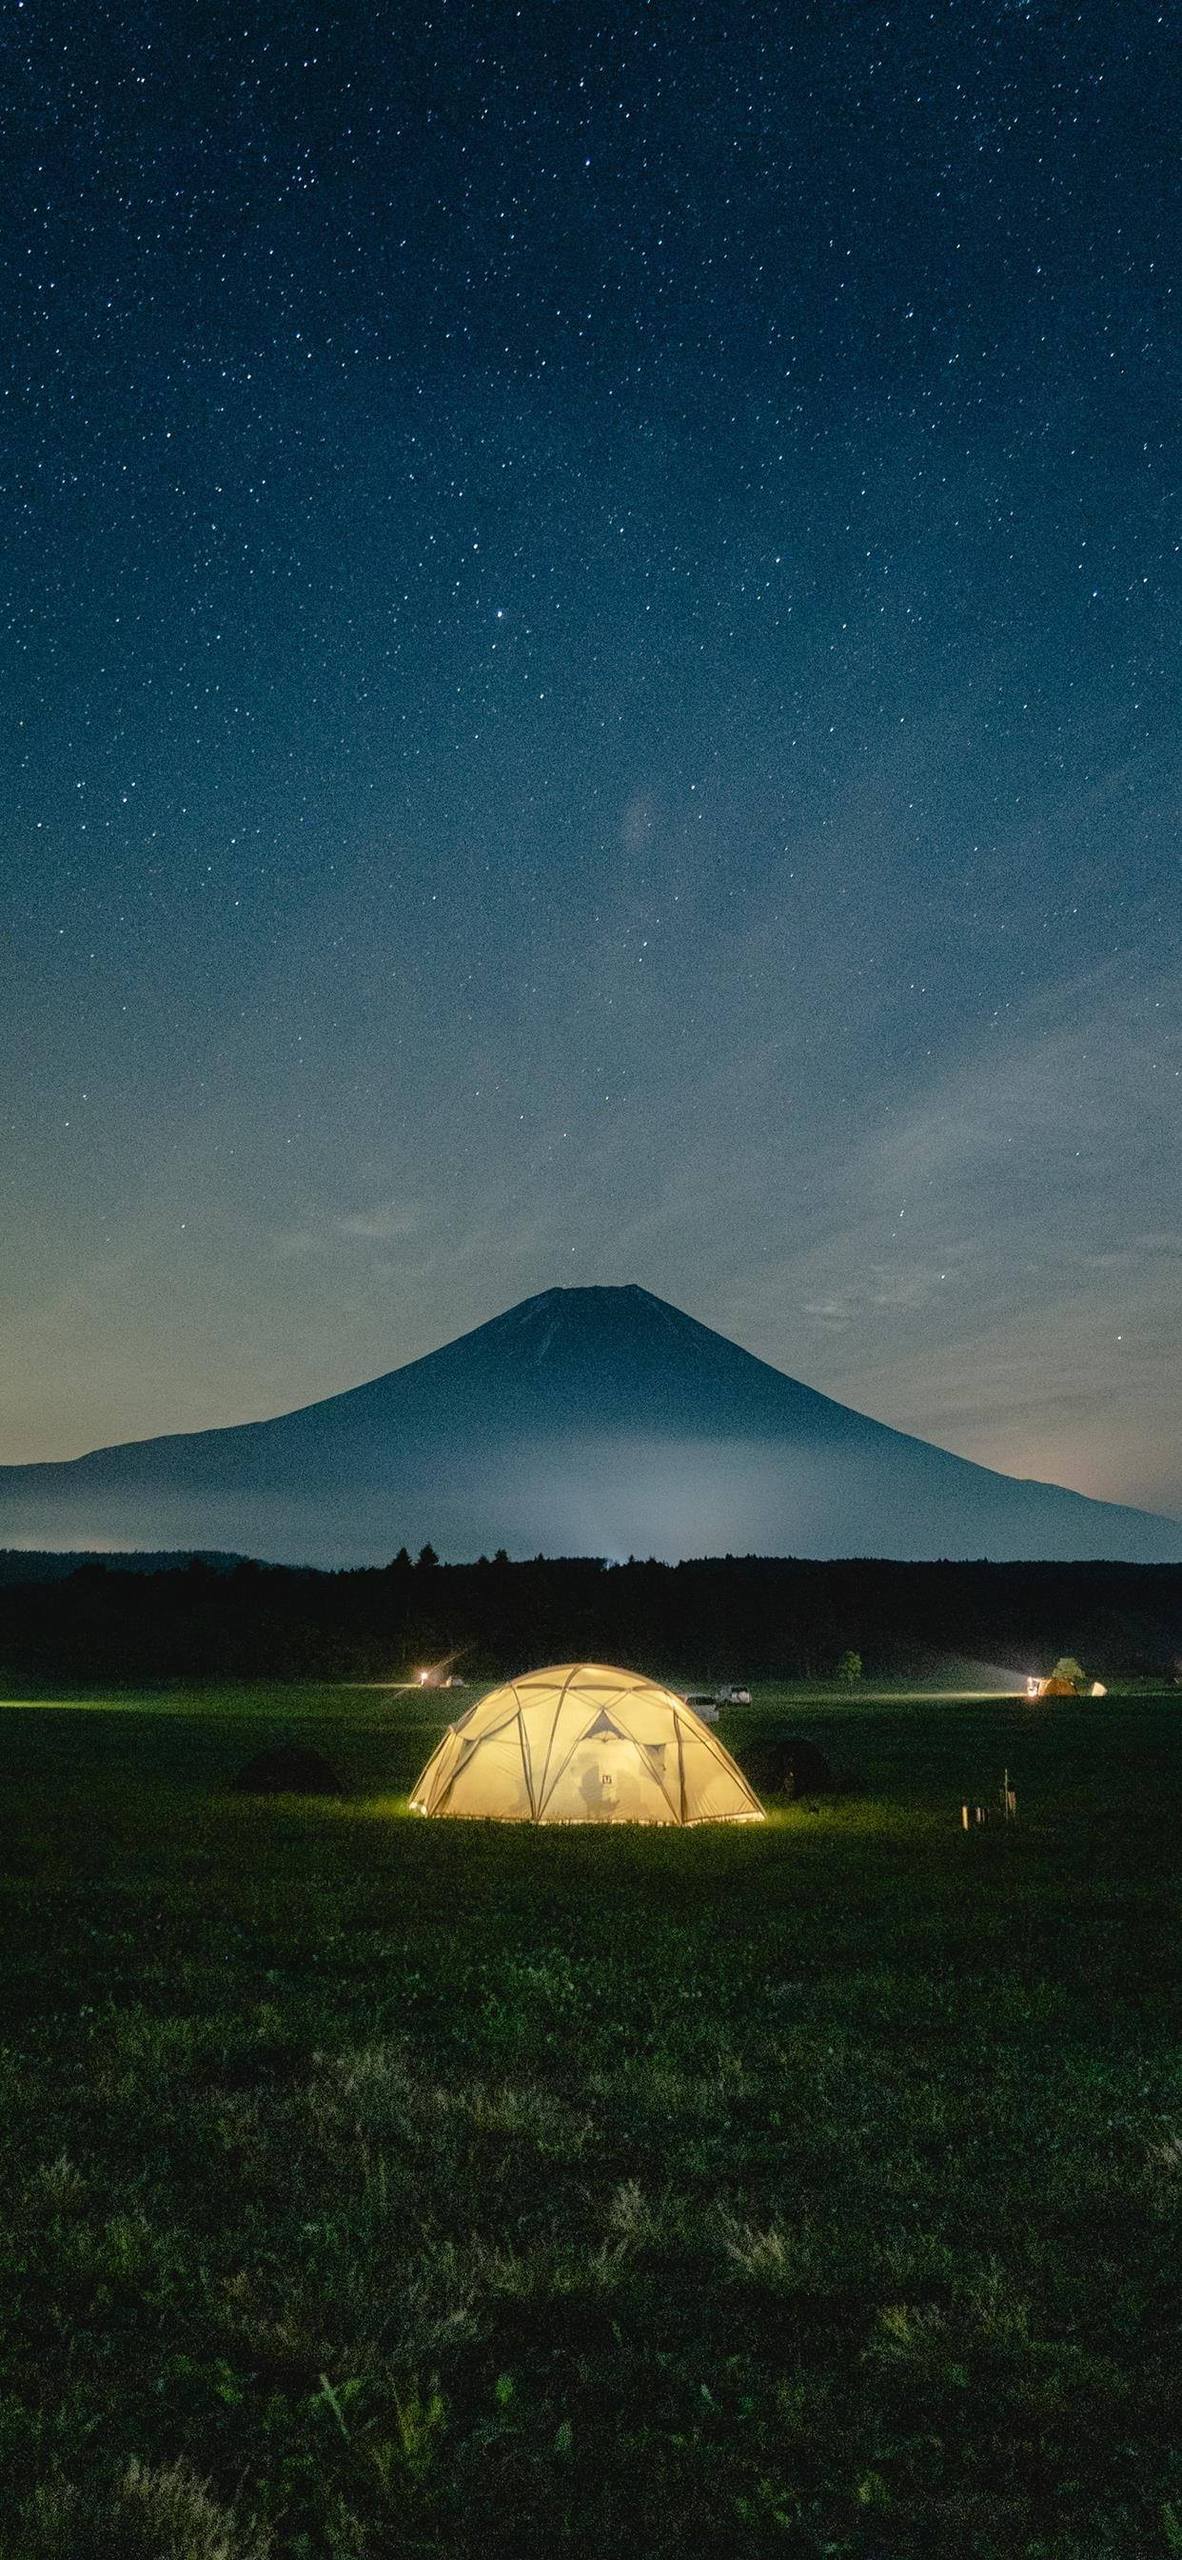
1,1680,1180,2558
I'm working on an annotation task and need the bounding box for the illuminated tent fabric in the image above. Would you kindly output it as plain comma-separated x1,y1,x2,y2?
409,1662,765,1825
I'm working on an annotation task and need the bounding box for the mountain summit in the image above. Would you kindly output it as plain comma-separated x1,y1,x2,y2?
1,1284,1178,1565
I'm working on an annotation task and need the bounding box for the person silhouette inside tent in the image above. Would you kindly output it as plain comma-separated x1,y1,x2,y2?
580,1749,620,1820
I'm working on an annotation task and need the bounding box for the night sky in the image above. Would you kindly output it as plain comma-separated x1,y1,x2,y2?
3,1,1180,1518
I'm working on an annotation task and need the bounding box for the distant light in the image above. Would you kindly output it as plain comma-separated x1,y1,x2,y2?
417,1670,430,1686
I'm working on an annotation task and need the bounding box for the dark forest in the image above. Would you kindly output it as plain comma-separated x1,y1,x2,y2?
2,1550,1180,1686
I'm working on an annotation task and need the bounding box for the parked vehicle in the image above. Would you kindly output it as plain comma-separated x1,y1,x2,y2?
683,1683,751,1718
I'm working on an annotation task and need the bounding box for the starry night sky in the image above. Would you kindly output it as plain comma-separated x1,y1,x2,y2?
3,0,1180,1516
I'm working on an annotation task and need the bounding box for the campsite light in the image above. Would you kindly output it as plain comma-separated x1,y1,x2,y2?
414,1649,468,1690
1025,1675,1040,1700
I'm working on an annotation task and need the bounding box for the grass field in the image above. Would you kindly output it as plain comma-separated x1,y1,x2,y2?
1,1679,1180,2558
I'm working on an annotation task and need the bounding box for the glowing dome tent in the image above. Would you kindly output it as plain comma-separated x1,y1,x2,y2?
409,1662,765,1825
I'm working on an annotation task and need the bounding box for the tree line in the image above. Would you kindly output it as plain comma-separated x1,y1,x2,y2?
1,1548,1180,1685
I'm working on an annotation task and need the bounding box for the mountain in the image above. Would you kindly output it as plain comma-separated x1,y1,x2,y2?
1,1284,1178,1566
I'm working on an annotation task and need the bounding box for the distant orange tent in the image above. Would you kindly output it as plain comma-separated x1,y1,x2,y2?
1029,1657,1107,1699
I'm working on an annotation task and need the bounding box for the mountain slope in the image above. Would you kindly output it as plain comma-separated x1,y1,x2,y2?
1,1284,1177,1564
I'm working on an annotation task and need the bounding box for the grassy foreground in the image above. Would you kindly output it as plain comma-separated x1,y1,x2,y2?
1,1682,1179,2559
